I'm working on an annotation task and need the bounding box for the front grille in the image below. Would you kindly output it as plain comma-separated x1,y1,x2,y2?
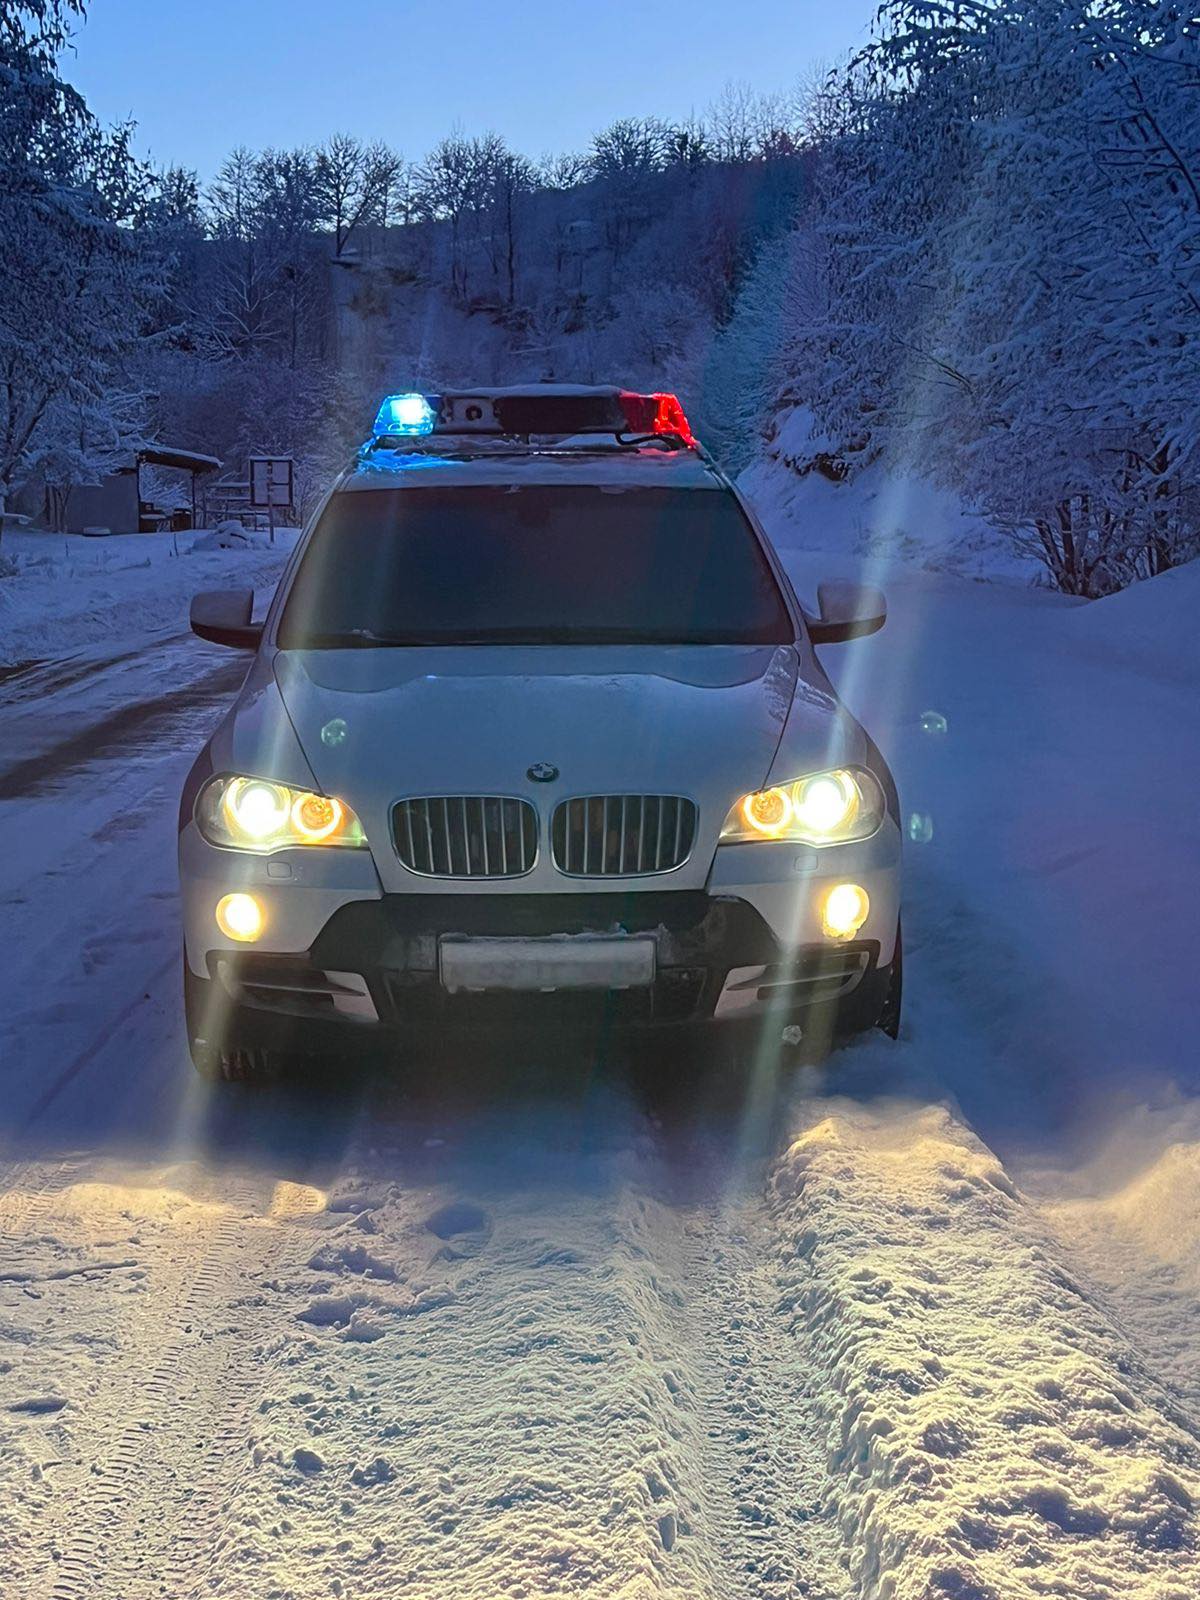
393,796,538,878
551,795,697,877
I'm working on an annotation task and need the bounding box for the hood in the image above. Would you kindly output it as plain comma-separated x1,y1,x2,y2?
272,644,827,889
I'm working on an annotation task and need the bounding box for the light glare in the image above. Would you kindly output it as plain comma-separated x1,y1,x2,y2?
822,882,870,940
796,773,857,835
373,393,437,437
225,779,289,840
216,892,264,942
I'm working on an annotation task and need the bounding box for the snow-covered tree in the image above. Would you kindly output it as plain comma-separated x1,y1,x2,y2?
698,230,824,471
0,3,163,535
778,0,1200,593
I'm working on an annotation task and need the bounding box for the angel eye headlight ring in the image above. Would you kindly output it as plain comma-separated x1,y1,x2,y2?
740,787,794,836
198,775,366,852
290,792,344,842
721,767,883,846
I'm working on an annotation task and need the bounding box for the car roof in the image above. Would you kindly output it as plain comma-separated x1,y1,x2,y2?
338,444,728,495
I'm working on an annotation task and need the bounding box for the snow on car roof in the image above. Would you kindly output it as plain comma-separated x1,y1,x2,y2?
341,445,724,493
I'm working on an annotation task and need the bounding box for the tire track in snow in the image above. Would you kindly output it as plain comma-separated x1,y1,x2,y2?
33,1165,328,1600
194,1128,717,1599
674,1200,850,1599
15,951,179,1132
172,1093,853,1600
0,659,244,800
0,1155,91,1226
1034,1158,1200,1418
0,632,189,710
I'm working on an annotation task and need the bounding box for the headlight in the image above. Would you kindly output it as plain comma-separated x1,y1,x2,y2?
720,767,884,846
196,775,367,852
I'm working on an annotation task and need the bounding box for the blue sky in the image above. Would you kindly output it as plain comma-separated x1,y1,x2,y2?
66,0,878,180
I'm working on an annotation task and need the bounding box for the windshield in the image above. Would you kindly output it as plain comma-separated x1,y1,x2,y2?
276,484,793,647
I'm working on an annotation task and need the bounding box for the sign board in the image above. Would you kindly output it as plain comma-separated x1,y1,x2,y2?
248,456,294,509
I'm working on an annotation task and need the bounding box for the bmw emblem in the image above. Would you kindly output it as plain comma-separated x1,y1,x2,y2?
527,761,559,784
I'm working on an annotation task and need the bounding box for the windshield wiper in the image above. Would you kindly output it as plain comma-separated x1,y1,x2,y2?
441,626,778,645
286,625,777,649
285,628,460,648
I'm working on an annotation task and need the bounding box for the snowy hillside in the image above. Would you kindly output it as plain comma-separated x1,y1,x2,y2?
739,406,1036,582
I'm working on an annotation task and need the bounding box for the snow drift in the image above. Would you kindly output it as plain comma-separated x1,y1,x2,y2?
770,1098,1200,1600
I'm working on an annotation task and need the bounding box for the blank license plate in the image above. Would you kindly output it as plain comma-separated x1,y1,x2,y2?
439,935,656,994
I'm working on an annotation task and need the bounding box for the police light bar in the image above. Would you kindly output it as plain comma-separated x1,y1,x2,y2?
369,385,697,447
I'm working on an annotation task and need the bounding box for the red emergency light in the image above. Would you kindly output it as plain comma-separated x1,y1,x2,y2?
618,391,696,446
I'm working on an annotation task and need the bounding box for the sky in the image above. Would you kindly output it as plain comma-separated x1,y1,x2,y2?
64,0,879,181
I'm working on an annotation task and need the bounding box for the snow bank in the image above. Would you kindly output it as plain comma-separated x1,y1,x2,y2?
740,407,1034,582
1065,559,1200,686
1100,1141,1200,1288
0,527,298,664
190,519,275,553
1032,1102,1200,1410
791,548,1200,1434
770,1097,1200,1600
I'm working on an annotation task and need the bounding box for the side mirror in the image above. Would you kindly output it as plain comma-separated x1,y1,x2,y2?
190,589,263,650
807,581,887,645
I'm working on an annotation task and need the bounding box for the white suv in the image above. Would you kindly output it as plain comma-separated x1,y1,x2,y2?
179,386,901,1080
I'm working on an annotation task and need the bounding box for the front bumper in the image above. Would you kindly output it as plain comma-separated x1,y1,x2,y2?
183,825,902,1049
180,823,900,1041
197,894,889,1044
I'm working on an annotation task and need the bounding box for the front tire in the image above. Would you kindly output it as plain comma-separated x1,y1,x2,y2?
875,920,903,1039
184,961,280,1084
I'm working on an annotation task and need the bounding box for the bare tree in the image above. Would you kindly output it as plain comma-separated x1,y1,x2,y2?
588,118,672,262
415,131,528,302
256,148,324,366
490,149,537,305
314,133,403,257
589,117,671,182
537,150,590,191
415,131,482,299
202,148,283,356
378,157,417,227
706,81,761,163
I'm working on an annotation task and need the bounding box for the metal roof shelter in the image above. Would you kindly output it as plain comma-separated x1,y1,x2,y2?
135,445,222,532
139,445,221,474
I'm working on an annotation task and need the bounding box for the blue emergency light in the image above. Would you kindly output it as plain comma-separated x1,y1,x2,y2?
373,393,438,437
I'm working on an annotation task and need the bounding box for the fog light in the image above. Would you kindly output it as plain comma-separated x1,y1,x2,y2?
822,882,869,940
216,892,264,943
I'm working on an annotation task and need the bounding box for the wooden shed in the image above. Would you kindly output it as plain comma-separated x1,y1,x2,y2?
53,445,222,534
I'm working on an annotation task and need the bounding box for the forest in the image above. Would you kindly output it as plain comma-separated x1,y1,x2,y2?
2,0,1196,594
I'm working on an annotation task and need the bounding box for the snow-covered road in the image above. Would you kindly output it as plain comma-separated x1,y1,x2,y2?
2,543,1198,1598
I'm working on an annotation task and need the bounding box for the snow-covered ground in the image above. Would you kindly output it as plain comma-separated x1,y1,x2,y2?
0,525,298,666
1,494,1198,1598
740,405,1038,582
